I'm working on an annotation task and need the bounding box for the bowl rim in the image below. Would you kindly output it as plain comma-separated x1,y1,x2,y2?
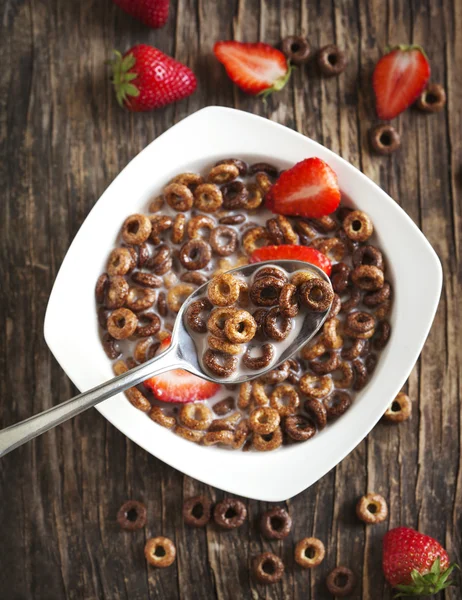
44,106,442,501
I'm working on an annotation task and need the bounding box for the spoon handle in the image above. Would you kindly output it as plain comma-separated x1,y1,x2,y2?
0,345,182,458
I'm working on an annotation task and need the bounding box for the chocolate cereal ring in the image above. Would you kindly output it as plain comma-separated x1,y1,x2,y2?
282,35,311,64
185,298,212,333
242,343,275,370
242,183,263,210
149,215,173,244
179,239,212,270
253,552,284,585
183,495,212,528
322,317,343,349
167,284,194,313
352,358,368,391
107,308,138,340
174,426,205,443
250,275,285,307
203,431,235,446
312,236,345,261
181,271,208,286
224,310,256,343
279,283,299,317
113,360,151,411
171,213,186,244
300,278,334,312
266,218,284,244
249,406,280,434
255,172,273,194
187,214,215,239
102,333,121,359
373,319,391,350
126,287,156,312
131,271,162,288
194,183,223,213
207,163,239,184
300,373,333,400
270,384,300,417
95,273,109,303
260,507,292,540
238,382,252,409
144,537,176,568
253,427,283,451
215,158,248,176
213,396,235,416
208,335,242,356
284,415,316,441
295,537,326,568
242,226,270,255
179,403,213,430
107,247,135,276
207,273,241,307
259,361,290,384
346,311,376,333
342,338,367,360
375,299,392,320
105,275,129,309
203,349,238,377
352,245,384,269
148,242,171,270
207,307,238,338
323,391,352,420
219,213,246,225
209,226,238,256
134,338,159,363
222,181,249,209
254,266,288,283
363,281,391,306
304,398,328,431
309,350,340,375
351,265,384,291
214,498,247,529
301,340,327,361
148,406,176,429
356,492,388,524
265,307,292,341
330,262,351,293
135,312,161,337
157,291,168,317
164,182,194,212
333,362,354,389
326,566,356,596
326,294,342,320
291,270,316,288
149,196,164,212
171,172,204,190
121,214,152,245
341,286,361,312
117,500,147,531
384,391,411,423
343,210,373,242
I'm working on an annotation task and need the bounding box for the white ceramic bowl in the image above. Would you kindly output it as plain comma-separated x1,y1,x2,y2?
44,107,442,501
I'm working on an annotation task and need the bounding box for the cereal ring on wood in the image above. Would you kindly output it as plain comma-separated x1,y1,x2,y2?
214,498,247,529
186,214,215,240
326,566,356,596
113,359,151,411
222,181,249,209
384,391,411,423
352,245,384,270
164,183,194,212
242,226,270,255
374,319,391,350
343,210,373,242
356,492,388,524
107,247,135,276
363,281,391,307
181,271,208,286
179,403,213,430
105,276,129,309
207,307,238,339
107,308,138,340
207,273,241,306
193,183,223,213
255,172,273,194
260,507,292,539
309,350,340,375
265,307,292,341
333,362,354,389
126,287,156,312
242,343,275,370
167,283,194,313
238,382,252,409
251,381,270,406
304,398,328,430
135,312,161,337
183,495,212,527
300,278,334,312
215,158,248,176
250,275,285,307
249,406,280,434
179,239,212,271
174,426,205,443
95,273,109,303
207,163,239,184
270,384,300,417
347,311,376,333
208,335,242,356
209,225,238,256
203,349,238,377
102,333,121,359
149,215,173,244
322,317,343,349
224,310,256,343
284,415,316,441
149,196,164,212
121,214,152,245
300,373,333,400
279,283,299,317
253,427,283,451
253,552,284,585
185,298,212,334
352,264,384,291
144,537,176,568
117,500,147,531
171,172,203,190
148,406,176,429
323,391,352,420
295,537,325,568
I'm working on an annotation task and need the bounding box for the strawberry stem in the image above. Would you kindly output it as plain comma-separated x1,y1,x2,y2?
393,560,459,598
109,50,140,108
258,60,295,100
384,44,428,60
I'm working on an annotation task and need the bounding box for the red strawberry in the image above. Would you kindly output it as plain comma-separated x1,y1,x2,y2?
267,158,341,218
250,245,332,277
112,0,169,29
144,337,220,403
110,45,197,112
382,527,458,596
213,41,293,97
373,45,430,120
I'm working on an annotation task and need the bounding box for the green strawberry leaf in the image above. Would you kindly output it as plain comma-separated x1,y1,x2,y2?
110,50,140,108
393,561,459,598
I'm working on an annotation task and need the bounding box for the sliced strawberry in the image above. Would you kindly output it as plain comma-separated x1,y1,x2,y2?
213,41,292,97
250,245,332,276
267,158,341,218
144,337,220,403
373,45,430,120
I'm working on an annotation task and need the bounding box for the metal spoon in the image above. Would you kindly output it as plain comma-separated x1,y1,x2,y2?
0,260,332,458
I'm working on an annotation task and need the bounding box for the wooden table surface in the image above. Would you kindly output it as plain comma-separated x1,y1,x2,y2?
1,1,461,598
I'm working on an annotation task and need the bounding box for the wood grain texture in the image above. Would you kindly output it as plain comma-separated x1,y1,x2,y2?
0,0,460,598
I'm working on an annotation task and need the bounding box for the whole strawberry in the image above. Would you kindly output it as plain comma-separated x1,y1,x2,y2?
382,527,458,596
112,0,169,29
110,45,197,112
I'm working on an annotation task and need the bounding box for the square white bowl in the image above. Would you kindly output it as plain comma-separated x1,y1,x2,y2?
44,106,442,501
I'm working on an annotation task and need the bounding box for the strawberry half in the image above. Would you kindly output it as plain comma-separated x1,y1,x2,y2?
112,0,169,29
267,158,341,218
373,45,430,120
250,245,332,277
213,41,293,97
144,337,220,403
382,527,458,596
